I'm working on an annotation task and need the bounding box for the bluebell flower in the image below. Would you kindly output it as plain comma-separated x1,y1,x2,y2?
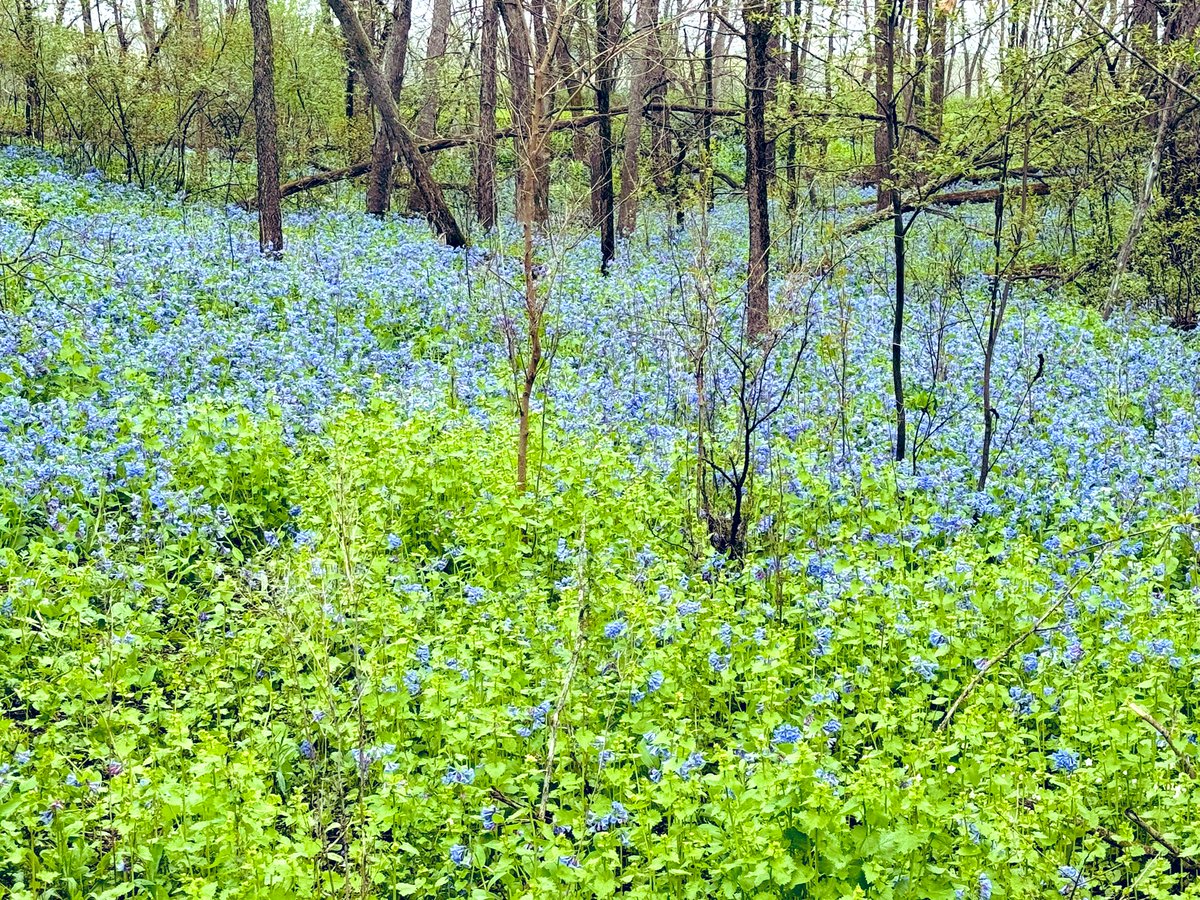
1049,749,1079,774
1058,865,1086,895
772,723,801,745
677,752,705,779
587,801,631,832
815,768,839,787
1008,686,1035,716
480,806,497,831
912,657,939,681
603,620,626,639
442,765,475,786
449,843,470,867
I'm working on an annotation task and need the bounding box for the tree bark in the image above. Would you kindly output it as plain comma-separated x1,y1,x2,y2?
365,0,413,216
702,3,715,209
617,0,660,235
929,2,947,135
416,0,452,138
593,0,616,270
1104,69,1181,316
476,0,499,229
745,0,771,336
498,0,546,224
249,0,284,254
911,0,930,123
327,0,468,246
873,0,896,210
18,0,41,142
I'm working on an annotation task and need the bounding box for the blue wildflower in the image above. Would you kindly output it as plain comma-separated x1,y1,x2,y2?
772,723,801,745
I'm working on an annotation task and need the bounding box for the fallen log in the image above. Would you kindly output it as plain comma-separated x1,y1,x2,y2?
841,181,1054,237
267,102,745,206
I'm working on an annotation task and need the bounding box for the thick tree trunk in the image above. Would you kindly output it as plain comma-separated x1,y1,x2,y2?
249,0,284,254
745,0,771,336
365,0,413,216
476,0,499,229
327,0,468,246
929,5,946,135
617,0,661,235
593,0,616,269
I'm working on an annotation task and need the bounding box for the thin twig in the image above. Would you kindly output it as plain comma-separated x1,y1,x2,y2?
1125,809,1200,873
1129,702,1197,778
538,519,587,821
937,552,1104,732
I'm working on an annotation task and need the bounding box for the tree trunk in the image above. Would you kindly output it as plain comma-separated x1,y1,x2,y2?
618,0,660,235
873,0,896,211
111,0,131,54
929,3,947,135
135,0,158,55
498,0,542,224
912,0,930,122
785,0,809,210
18,0,41,142
592,0,616,270
476,0,499,228
365,0,413,216
553,4,589,162
327,0,468,246
416,0,452,138
1105,69,1181,316
878,0,905,459
249,0,284,254
891,185,907,461
702,3,715,208
745,0,772,336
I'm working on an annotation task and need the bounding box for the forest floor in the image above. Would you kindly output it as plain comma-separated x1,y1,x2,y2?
1,149,1199,898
